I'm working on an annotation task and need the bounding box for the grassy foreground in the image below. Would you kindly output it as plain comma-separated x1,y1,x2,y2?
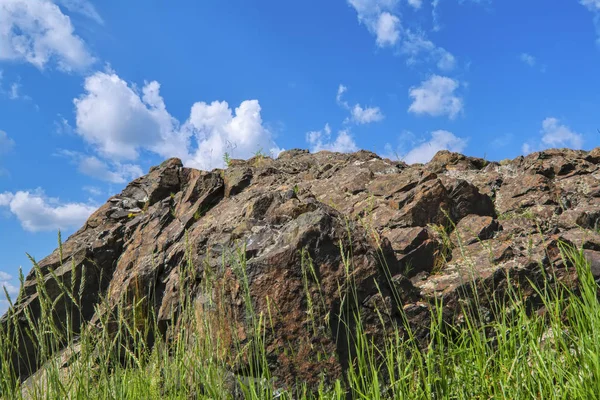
1,232,600,399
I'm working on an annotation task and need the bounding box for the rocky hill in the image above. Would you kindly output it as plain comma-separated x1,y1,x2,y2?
3,147,600,392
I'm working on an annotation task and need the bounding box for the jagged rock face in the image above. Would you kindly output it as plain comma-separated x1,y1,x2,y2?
3,148,600,389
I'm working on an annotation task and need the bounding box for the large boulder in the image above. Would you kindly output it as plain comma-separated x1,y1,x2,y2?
3,147,600,393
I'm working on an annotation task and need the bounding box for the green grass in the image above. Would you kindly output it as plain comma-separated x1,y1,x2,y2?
1,230,600,399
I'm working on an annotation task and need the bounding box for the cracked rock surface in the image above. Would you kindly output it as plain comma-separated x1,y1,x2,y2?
3,148,600,390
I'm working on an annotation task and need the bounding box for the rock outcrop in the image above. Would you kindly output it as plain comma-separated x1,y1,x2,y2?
3,147,600,392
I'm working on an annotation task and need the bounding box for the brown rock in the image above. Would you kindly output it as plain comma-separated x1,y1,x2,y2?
383,226,429,254
452,215,501,245
3,147,600,394
391,178,450,227
427,150,487,174
447,179,496,221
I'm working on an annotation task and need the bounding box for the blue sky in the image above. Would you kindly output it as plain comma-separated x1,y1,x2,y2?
1,0,600,311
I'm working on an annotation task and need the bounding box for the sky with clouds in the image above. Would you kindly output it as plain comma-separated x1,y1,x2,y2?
1,0,600,312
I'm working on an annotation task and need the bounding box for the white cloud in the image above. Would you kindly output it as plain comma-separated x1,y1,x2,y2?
336,84,348,105
0,0,95,71
336,84,384,125
520,53,536,67
408,75,463,119
58,150,143,183
306,123,331,146
347,0,457,70
347,0,401,47
185,99,283,170
0,275,18,296
407,0,423,9
375,12,401,47
74,72,180,160
436,49,457,71
0,193,13,206
350,104,384,124
401,30,456,71
74,71,282,171
0,131,15,153
306,124,359,153
401,130,468,164
521,118,584,155
540,117,584,149
79,156,143,184
0,190,96,232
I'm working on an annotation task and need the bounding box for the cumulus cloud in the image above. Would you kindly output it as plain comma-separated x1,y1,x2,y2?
522,117,584,154
0,0,95,71
74,73,181,160
408,75,463,119
374,12,401,47
347,0,401,47
185,99,283,170
350,104,385,124
306,124,359,153
73,71,281,171
0,190,96,232
520,53,536,67
0,192,13,206
540,118,584,149
400,130,468,164
337,84,384,125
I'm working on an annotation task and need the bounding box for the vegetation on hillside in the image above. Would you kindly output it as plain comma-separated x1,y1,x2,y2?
1,229,600,399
